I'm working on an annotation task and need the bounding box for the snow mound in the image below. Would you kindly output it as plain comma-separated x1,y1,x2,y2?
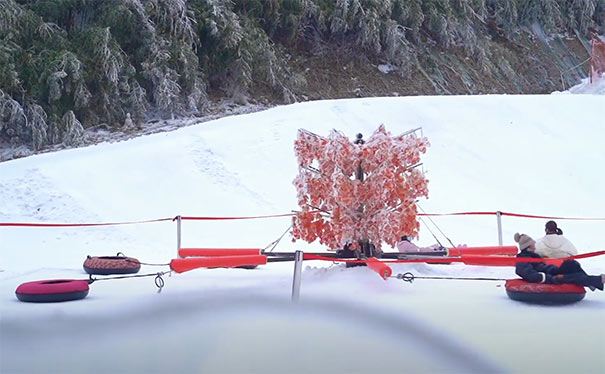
553,74,605,95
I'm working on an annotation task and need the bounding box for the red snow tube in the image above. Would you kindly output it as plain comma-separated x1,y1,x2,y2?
505,279,585,304
83,255,141,275
15,279,89,303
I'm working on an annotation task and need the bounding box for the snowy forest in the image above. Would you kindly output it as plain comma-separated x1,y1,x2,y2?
1,0,604,153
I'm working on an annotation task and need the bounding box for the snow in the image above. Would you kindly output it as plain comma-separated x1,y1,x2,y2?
553,74,605,95
1,87,605,373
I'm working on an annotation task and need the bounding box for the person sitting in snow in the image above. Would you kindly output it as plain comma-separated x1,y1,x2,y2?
534,220,577,259
396,235,446,254
396,235,421,253
514,233,604,291
337,240,382,268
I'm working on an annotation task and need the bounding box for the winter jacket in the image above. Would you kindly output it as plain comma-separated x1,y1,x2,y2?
396,240,421,253
515,250,559,283
534,234,577,259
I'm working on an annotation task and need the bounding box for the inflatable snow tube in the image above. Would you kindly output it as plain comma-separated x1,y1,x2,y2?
505,279,585,304
83,255,141,275
15,279,89,303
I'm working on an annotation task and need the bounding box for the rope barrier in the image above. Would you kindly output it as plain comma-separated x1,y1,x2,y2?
115,252,171,266
2,210,604,228
303,250,605,265
498,212,605,221
419,211,605,220
88,271,171,292
418,211,496,217
394,272,508,283
179,213,295,221
0,217,173,227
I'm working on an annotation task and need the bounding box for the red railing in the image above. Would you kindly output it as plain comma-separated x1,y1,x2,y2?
2,210,604,227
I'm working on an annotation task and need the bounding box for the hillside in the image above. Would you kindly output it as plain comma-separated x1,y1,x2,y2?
1,0,604,160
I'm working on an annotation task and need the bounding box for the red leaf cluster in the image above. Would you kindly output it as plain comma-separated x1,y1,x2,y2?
292,125,430,251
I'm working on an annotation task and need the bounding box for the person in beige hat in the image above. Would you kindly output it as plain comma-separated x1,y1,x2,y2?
514,233,535,252
514,233,604,291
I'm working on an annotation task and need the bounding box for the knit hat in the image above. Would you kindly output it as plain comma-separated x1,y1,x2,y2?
545,220,558,233
514,233,535,250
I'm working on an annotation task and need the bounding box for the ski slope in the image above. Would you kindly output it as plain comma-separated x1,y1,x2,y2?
1,91,605,373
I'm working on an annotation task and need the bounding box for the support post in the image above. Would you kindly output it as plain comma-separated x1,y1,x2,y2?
291,250,303,302
496,211,503,246
176,215,182,258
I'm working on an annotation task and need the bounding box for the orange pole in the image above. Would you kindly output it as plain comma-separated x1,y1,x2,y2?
178,248,261,257
460,255,517,266
170,255,267,273
365,257,392,280
448,246,518,257
461,255,564,267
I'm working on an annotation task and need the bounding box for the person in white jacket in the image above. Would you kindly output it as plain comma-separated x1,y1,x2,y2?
396,235,446,253
396,236,421,253
534,220,577,259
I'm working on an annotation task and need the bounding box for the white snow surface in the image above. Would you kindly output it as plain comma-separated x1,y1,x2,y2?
554,73,605,95
1,92,605,373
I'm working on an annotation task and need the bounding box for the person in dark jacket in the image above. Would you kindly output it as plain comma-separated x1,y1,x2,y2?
513,233,604,291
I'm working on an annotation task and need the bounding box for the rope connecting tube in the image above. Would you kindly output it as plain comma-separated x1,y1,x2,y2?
154,273,165,291
397,272,415,283
87,271,171,292
394,272,508,283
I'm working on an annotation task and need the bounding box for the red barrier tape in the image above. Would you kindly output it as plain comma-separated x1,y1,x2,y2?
568,250,605,260
2,210,604,227
180,213,295,221
419,211,605,220
0,217,173,227
419,211,496,217
499,212,605,220
303,250,605,267
459,251,605,266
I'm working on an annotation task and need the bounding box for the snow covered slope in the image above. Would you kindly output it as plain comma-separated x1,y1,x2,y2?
560,74,605,95
1,94,604,373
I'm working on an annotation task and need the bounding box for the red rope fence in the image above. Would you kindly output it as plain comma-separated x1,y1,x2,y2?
1,211,604,227
179,213,296,221
303,250,605,266
418,211,605,220
0,217,173,227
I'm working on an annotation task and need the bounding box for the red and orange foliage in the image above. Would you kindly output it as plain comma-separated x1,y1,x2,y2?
292,125,429,251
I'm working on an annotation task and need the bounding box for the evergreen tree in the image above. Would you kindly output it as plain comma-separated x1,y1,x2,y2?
0,0,603,154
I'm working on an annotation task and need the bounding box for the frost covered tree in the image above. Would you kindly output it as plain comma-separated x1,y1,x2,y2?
292,126,429,253
1,0,603,153
59,110,85,146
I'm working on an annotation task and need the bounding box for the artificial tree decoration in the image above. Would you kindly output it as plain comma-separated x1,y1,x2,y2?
291,125,429,255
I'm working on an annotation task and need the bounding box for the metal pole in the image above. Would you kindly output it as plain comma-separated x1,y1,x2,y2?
291,250,303,302
496,211,503,246
176,215,182,258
